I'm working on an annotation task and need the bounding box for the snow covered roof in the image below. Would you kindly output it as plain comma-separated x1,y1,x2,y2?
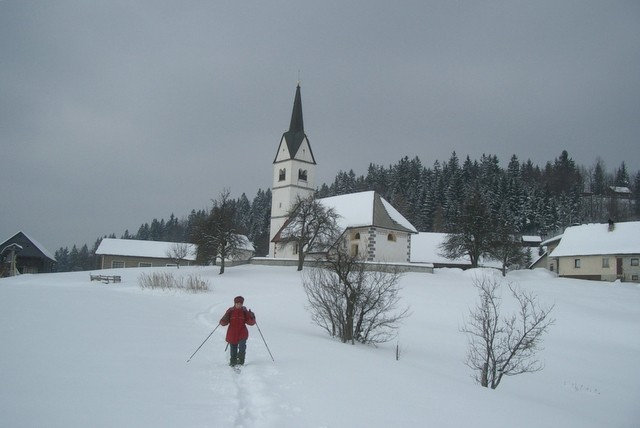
522,235,542,244
409,232,469,264
235,235,256,252
409,232,502,267
609,186,631,194
548,221,640,257
319,191,417,233
0,231,56,261
540,234,562,247
96,238,198,260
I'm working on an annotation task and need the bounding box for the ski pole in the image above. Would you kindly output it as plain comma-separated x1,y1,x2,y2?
186,324,220,363
255,321,275,362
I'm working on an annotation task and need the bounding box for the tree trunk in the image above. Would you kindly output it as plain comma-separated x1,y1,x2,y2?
481,362,489,387
297,247,305,271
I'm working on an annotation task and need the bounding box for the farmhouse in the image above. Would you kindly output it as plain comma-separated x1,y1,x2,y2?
0,231,56,276
547,221,640,283
95,238,197,269
530,234,563,271
268,85,416,263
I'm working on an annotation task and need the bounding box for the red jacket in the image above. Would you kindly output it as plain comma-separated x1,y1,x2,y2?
220,306,256,344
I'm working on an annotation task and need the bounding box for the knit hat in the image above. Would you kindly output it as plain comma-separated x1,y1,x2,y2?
234,296,244,304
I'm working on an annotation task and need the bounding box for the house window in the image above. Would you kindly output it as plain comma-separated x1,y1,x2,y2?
351,244,359,257
139,262,152,267
353,232,361,240
602,258,610,268
111,260,125,269
293,242,299,255
298,169,308,181
632,275,639,281
631,258,639,267
279,169,286,181
387,233,396,242
574,259,581,268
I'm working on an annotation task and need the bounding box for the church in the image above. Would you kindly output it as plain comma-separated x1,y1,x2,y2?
268,85,417,263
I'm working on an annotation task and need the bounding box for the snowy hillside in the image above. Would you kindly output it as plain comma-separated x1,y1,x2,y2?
1,265,639,428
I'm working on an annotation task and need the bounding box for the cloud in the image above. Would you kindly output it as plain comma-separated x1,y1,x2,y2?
1,0,638,251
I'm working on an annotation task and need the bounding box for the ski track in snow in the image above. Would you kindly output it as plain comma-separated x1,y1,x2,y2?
231,365,277,428
199,304,280,428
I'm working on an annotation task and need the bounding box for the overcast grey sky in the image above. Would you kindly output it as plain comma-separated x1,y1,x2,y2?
1,1,639,252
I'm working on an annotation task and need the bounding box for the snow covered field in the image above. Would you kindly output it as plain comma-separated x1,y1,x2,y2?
1,265,638,428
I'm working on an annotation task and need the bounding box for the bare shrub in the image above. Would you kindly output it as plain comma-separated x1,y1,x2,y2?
182,274,210,293
462,273,555,389
138,272,209,293
302,250,409,344
138,272,174,291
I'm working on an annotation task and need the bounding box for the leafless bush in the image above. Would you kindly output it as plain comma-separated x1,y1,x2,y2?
462,273,555,389
165,243,194,268
182,274,210,293
138,272,175,290
138,272,209,293
302,250,409,345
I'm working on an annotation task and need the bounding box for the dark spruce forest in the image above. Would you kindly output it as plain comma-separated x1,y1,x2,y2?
54,151,639,272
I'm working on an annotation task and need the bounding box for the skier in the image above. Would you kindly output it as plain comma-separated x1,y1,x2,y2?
219,296,256,367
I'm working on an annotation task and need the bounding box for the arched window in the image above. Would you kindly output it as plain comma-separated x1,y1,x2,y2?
387,233,396,242
298,169,308,181
279,168,286,181
354,232,361,240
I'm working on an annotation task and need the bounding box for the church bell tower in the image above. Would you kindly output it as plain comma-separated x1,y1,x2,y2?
269,84,316,257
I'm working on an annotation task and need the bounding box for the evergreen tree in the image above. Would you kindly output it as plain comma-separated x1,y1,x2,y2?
440,183,494,267
365,163,388,195
136,223,150,240
592,158,607,195
234,193,252,236
249,189,272,256
54,247,71,272
614,162,630,187
149,219,164,241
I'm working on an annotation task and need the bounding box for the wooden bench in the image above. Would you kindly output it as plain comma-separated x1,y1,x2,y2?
90,274,122,284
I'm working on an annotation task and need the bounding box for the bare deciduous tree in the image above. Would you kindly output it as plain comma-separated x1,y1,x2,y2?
302,249,410,344
166,243,192,268
279,194,340,271
462,273,555,389
192,189,244,274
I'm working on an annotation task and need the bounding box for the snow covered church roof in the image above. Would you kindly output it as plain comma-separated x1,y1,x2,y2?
319,191,417,234
548,221,640,257
96,238,198,260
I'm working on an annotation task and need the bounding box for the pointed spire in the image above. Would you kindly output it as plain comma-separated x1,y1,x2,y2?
275,83,315,165
288,84,304,133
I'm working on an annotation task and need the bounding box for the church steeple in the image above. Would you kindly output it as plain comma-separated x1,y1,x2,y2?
269,83,317,257
275,84,316,164
289,84,304,133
